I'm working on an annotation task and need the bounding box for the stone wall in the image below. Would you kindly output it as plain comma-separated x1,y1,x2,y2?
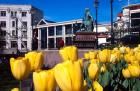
42,49,92,68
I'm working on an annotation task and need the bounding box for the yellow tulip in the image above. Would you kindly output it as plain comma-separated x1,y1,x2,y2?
100,64,107,73
11,88,19,91
128,65,140,77
84,52,90,59
98,49,111,62
90,59,99,63
133,47,139,53
93,81,103,91
135,52,140,62
125,47,131,54
33,69,56,91
54,60,83,91
122,68,131,78
110,53,117,63
83,80,88,91
10,57,30,80
89,51,97,59
78,59,84,68
59,46,78,62
138,44,140,48
129,55,136,63
25,51,44,71
124,53,135,63
88,62,99,80
119,46,126,54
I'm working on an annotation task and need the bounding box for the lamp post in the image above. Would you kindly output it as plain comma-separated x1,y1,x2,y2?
94,0,99,48
30,9,37,50
110,0,114,44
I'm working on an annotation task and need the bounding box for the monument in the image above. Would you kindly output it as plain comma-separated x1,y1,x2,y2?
73,8,96,48
80,8,94,32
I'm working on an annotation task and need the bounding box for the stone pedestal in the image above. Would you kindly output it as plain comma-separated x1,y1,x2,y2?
73,32,96,48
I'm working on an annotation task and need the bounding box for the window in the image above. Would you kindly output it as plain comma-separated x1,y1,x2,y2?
66,37,72,45
11,11,17,17
22,31,27,37
131,19,140,27
73,23,81,33
131,13,140,18
1,11,6,16
22,22,27,28
56,37,62,48
12,21,15,27
56,26,62,35
0,31,6,36
22,12,27,17
12,30,16,36
11,41,17,48
0,21,6,28
65,24,72,34
48,27,54,36
0,41,6,48
41,28,47,48
21,41,27,48
48,38,54,48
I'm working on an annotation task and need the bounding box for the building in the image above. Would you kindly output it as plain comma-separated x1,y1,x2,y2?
0,4,43,53
34,19,110,50
123,3,140,28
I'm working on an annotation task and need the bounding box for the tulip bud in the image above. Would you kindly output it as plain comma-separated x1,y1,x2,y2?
84,52,90,59
138,44,140,49
122,68,131,78
33,69,56,91
135,52,140,62
120,46,126,54
88,62,99,80
98,49,111,62
54,61,83,91
11,88,19,91
110,53,117,63
59,46,78,62
100,64,106,73
128,65,140,77
93,81,103,91
10,57,30,80
25,51,44,71
89,51,97,59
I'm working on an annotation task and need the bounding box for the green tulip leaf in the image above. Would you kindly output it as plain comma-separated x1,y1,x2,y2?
132,79,140,91
122,79,128,88
100,71,111,87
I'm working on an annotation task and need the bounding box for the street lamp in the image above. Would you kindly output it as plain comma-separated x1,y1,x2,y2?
30,9,38,50
94,0,99,48
110,0,114,44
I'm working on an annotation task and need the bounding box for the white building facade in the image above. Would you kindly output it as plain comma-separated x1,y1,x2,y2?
122,4,140,28
0,5,43,52
35,19,109,50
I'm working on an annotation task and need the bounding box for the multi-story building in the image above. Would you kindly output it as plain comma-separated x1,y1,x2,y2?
0,4,43,52
123,4,140,28
34,19,109,50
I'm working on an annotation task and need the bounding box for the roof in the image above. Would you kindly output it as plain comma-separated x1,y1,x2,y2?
44,20,56,23
37,19,55,25
117,13,123,17
123,3,140,9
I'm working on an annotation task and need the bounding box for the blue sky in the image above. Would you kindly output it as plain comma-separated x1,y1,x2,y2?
0,0,140,24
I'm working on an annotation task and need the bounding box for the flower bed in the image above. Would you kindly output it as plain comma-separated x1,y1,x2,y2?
9,45,140,91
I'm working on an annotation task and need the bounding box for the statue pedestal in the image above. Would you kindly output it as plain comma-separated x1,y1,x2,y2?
73,32,96,48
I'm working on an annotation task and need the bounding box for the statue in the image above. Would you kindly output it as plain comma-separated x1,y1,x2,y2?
80,8,94,32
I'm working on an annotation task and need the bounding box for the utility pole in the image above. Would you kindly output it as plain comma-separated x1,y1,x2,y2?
128,0,131,34
94,0,99,48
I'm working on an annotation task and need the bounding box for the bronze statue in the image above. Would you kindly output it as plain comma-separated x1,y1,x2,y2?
80,8,94,32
